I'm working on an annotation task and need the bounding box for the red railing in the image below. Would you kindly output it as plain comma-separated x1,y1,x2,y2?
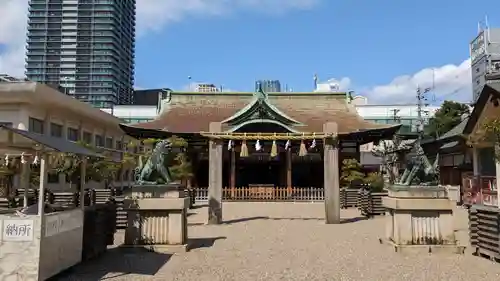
462,174,498,206
194,186,324,202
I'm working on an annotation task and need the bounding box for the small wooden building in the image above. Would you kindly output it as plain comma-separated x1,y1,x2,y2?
120,89,400,200
462,83,500,206
422,117,471,187
424,83,500,206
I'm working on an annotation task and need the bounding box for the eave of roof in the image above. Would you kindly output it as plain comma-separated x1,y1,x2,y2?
464,82,500,135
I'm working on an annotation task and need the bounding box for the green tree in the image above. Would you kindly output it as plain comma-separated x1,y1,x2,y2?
167,136,193,187
340,158,364,188
481,118,500,162
364,172,385,192
426,100,470,138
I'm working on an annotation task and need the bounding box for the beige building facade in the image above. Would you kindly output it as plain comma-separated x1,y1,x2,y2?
0,81,135,190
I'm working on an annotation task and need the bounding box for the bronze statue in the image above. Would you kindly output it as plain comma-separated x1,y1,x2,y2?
396,142,439,186
135,139,173,185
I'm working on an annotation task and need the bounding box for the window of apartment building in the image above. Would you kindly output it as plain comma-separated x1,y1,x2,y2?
95,135,104,147
50,123,63,138
105,137,113,149
83,131,92,145
67,127,79,141
29,117,44,134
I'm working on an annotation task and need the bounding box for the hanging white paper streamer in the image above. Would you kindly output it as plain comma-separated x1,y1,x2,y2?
255,140,262,151
310,139,316,149
228,140,233,151
20,152,27,164
32,154,39,165
4,155,9,166
285,140,291,150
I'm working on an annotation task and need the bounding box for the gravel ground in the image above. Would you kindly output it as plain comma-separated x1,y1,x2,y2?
54,203,500,281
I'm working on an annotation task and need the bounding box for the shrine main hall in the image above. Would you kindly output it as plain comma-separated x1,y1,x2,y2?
120,88,399,224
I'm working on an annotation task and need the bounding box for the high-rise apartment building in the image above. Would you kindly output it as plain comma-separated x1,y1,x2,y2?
255,80,282,92
470,27,500,102
25,0,136,108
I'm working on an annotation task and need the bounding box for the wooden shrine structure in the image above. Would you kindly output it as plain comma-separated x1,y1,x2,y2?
120,88,400,224
422,83,500,207
462,83,500,207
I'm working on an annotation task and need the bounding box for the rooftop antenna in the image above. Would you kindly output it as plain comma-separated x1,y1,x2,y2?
313,73,318,90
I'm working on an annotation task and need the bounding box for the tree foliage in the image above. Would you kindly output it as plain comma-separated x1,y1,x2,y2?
364,172,385,192
134,136,193,185
481,118,500,162
340,158,364,188
426,100,470,138
166,136,193,185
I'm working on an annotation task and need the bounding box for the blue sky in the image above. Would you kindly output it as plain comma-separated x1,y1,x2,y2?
0,0,498,104
133,0,498,103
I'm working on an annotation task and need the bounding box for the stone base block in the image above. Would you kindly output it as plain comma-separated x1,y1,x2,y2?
383,185,461,253
124,197,188,252
128,184,185,199
380,239,465,254
122,243,189,254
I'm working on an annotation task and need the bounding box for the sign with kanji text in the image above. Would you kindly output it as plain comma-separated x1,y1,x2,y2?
2,219,34,242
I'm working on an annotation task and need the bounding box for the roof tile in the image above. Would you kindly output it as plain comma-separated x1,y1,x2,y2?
129,93,392,134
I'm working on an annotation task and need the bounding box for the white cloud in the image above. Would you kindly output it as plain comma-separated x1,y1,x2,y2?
0,0,473,106
0,0,29,77
357,59,472,104
136,0,318,34
0,0,318,77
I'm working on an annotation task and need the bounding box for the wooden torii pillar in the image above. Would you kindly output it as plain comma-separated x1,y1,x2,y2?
208,122,223,224
323,122,340,224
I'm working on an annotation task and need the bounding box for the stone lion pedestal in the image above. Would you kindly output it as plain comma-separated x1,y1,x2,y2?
123,184,189,253
382,185,465,254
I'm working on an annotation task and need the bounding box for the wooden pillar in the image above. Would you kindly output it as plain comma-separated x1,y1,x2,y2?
230,148,236,198
472,147,480,176
208,122,223,224
286,148,292,195
323,122,340,224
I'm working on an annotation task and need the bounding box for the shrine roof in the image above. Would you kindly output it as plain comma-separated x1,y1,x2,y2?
121,91,398,136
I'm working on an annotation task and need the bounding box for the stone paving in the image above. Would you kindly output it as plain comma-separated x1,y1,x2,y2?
54,203,500,281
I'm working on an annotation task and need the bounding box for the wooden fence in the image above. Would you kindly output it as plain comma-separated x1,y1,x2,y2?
194,187,325,202
469,204,500,261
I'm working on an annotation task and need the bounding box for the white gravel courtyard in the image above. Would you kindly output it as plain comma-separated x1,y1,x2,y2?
55,202,500,281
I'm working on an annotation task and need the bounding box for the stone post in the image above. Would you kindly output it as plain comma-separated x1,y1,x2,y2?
323,122,340,224
208,122,223,224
